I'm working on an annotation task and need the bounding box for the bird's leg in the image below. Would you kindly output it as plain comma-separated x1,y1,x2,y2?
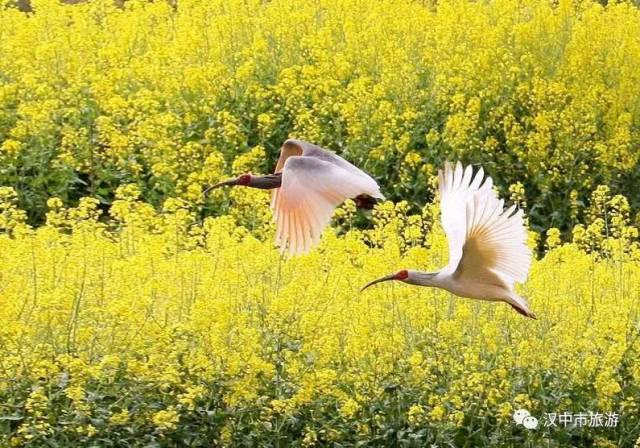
353,194,379,210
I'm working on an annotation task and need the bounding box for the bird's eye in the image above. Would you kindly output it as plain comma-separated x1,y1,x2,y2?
396,270,409,280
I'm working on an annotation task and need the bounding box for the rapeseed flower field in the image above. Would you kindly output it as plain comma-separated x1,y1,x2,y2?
1,0,640,446
2,0,640,233
1,186,639,446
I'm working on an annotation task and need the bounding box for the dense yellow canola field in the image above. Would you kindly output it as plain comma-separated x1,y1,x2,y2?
1,0,640,232
2,0,640,445
0,188,639,446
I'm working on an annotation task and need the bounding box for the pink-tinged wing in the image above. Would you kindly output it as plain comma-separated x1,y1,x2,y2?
272,156,383,256
273,140,304,174
271,140,304,210
454,192,532,289
438,161,495,273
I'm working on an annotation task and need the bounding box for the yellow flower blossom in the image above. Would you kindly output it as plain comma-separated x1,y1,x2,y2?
152,408,180,432
0,1,639,445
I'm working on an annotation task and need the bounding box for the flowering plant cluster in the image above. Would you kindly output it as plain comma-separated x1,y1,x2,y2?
1,0,640,236
0,188,638,446
2,0,640,446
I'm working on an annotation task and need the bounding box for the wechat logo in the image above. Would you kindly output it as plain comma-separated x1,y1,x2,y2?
513,409,539,430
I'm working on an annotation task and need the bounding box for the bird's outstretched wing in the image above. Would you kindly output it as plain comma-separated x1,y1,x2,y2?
272,139,364,218
453,183,532,290
271,140,304,210
275,139,372,179
272,155,383,256
438,161,495,272
274,140,304,174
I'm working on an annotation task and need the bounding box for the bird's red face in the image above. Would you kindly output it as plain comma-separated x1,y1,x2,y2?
237,173,251,185
360,269,409,291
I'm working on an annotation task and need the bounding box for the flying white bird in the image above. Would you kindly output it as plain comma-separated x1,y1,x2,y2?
361,161,535,319
206,139,384,256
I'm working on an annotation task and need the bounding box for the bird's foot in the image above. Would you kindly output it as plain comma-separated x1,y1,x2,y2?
354,195,379,210
510,304,537,319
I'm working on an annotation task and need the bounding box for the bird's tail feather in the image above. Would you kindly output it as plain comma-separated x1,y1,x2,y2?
507,294,537,319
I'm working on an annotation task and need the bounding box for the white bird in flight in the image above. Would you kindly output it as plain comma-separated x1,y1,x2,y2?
207,139,384,255
361,161,536,319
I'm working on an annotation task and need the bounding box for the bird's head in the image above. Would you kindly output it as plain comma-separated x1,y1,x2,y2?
236,173,252,186
360,269,409,291
204,173,252,194
360,270,438,291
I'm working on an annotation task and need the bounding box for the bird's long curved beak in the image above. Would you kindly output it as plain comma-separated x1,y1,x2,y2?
360,274,397,292
203,178,238,195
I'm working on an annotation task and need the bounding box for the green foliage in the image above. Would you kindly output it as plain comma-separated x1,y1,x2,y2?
0,0,639,235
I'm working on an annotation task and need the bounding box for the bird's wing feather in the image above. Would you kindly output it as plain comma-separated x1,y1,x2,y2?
272,140,304,208
453,192,531,289
274,140,304,173
281,140,384,197
438,161,495,271
272,155,382,256
298,141,382,188
271,139,385,211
